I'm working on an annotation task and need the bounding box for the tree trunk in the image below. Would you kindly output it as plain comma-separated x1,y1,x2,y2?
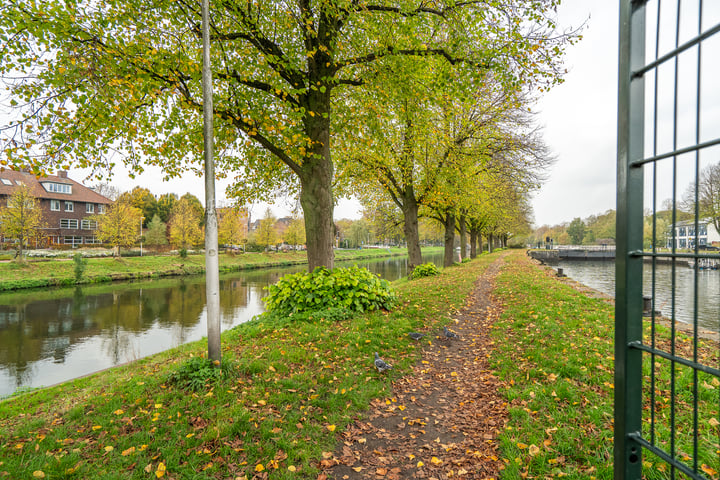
470,229,478,259
401,195,423,274
488,233,494,253
459,213,467,260
300,161,335,271
443,212,456,267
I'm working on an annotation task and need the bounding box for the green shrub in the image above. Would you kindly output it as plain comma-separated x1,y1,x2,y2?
264,265,397,315
73,253,88,281
166,356,233,392
411,262,441,279
179,248,188,258
461,257,471,263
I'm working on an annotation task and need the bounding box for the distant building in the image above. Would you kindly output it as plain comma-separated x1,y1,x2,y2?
0,169,113,247
670,219,720,249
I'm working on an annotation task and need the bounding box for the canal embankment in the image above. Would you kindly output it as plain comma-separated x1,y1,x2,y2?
0,247,426,292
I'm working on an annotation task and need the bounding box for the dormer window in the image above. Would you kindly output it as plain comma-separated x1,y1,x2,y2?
0,179,11,185
41,182,72,194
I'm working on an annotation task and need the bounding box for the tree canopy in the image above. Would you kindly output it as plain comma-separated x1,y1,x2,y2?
1,0,579,270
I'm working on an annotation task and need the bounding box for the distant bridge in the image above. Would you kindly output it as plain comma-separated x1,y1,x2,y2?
528,245,616,263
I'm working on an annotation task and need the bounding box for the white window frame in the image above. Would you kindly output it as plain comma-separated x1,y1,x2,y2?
0,179,11,185
81,219,98,230
42,182,72,194
86,203,95,213
60,219,79,229
50,200,61,211
63,236,83,245
98,204,106,214
64,201,74,212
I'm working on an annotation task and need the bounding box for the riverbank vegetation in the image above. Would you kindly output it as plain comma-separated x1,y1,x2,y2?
4,251,714,478
0,247,423,292
494,253,720,479
0,249,492,479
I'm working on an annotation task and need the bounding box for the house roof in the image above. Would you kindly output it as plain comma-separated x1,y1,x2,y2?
0,169,112,204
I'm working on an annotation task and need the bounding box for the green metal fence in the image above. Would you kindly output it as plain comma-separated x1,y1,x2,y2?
616,1,720,479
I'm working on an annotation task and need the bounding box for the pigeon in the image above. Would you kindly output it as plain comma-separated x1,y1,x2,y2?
443,326,459,339
408,332,427,341
374,352,393,372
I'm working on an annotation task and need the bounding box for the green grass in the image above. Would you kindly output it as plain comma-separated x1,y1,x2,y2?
0,249,487,479
491,251,720,480
0,247,425,292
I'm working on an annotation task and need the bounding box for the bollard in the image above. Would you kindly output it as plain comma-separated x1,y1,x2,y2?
556,267,566,277
643,295,652,316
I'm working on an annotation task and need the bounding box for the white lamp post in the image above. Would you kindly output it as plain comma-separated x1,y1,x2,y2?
139,216,144,256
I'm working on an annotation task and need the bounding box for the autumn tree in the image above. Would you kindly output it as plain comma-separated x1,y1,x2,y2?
218,207,247,247
169,197,203,249
0,184,46,259
1,0,578,271
283,217,306,248
567,218,586,245
94,200,143,257
144,214,168,247
118,187,158,227
254,208,278,251
682,162,720,234
156,194,178,223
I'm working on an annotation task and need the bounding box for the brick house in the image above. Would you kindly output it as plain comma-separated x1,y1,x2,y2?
0,169,113,247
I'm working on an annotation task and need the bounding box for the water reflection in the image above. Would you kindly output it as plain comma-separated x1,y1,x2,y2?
0,252,442,396
556,260,720,332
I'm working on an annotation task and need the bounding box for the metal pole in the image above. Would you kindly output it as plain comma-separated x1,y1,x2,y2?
140,216,144,256
615,0,646,478
201,0,221,364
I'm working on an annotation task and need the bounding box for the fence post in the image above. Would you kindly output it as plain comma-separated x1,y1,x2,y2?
615,0,646,478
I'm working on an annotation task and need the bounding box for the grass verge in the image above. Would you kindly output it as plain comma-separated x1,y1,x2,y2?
0,250,491,479
0,247,426,292
491,251,720,480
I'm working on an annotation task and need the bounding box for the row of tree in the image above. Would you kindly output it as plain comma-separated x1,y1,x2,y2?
0,184,250,257
0,0,581,271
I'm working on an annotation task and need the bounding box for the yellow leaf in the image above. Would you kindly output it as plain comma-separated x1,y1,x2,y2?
352,467,363,472
122,447,136,456
255,464,265,472
450,372,458,377
113,409,124,415
32,472,45,479
398,405,406,411
327,425,336,432
431,457,442,465
709,418,720,427
154,404,163,409
104,446,114,452
702,464,718,476
156,462,166,478
528,444,540,456
288,466,297,472
417,461,424,467
186,433,195,438
517,442,528,449
92,425,102,431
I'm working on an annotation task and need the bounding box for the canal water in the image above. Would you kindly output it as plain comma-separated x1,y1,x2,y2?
555,260,720,332
0,252,444,397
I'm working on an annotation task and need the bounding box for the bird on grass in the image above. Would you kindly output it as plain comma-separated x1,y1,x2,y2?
408,332,427,341
443,326,459,339
374,352,393,372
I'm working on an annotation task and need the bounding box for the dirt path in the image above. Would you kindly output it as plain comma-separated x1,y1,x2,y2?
323,256,508,480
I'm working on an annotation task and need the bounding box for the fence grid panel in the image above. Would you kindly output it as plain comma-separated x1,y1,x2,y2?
616,1,720,479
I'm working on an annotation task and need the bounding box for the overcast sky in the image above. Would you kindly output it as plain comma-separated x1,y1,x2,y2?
531,0,618,227
70,2,614,224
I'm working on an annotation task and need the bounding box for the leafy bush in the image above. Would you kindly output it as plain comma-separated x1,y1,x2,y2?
461,257,472,263
167,356,233,392
179,248,188,258
411,262,441,279
264,265,397,315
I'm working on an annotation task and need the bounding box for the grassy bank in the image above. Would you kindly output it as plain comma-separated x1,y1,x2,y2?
0,249,488,479
0,247,427,292
492,251,720,479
